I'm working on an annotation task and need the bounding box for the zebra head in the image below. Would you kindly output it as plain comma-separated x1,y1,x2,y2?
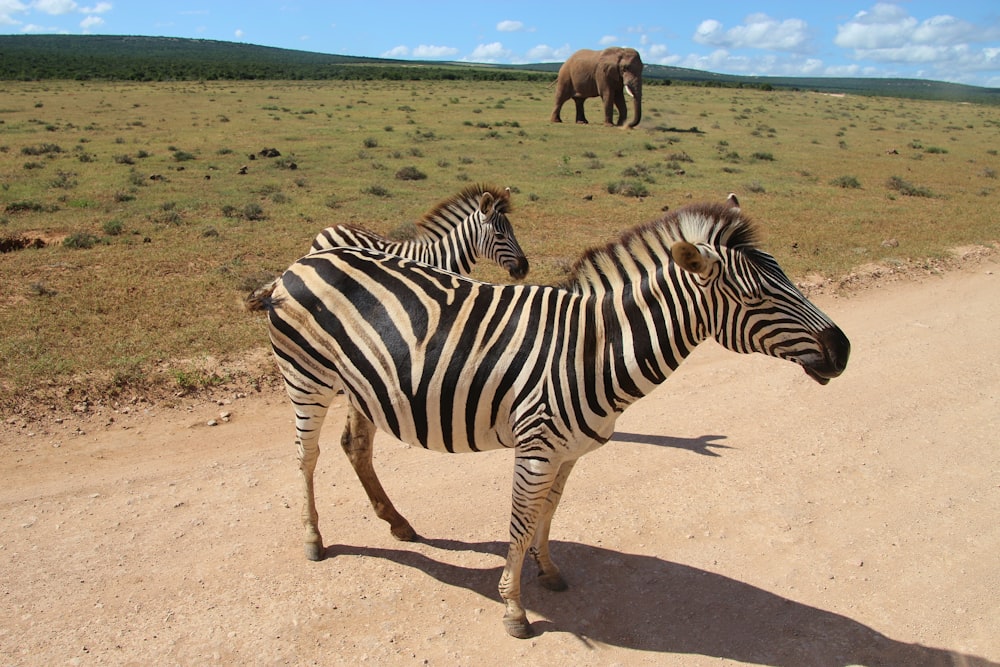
474,187,530,280
669,205,850,385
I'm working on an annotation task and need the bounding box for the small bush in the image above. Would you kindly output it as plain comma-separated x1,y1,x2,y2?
887,175,934,197
50,171,78,189
607,180,649,198
831,175,862,189
5,200,45,214
388,221,419,241
172,150,196,162
750,152,775,162
241,203,266,220
222,203,266,220
395,166,427,181
362,137,378,148
63,232,102,249
362,184,391,197
21,143,63,156
102,219,124,235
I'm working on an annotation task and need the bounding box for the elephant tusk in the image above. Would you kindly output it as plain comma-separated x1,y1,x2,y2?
625,85,635,99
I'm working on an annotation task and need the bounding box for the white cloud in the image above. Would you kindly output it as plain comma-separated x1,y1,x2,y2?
834,2,1000,83
836,4,993,51
526,43,571,62
468,42,508,62
234,28,243,39
381,45,409,58
411,44,459,58
80,1,110,13
694,13,811,52
497,20,522,32
835,3,916,49
599,35,618,46
79,13,100,29
1,0,27,22
20,22,67,32
642,43,674,64
32,0,77,15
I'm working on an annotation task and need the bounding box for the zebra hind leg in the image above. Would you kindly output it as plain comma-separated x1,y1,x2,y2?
529,459,577,592
295,403,328,561
340,406,417,542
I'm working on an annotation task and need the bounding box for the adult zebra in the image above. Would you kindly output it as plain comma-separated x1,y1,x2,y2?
247,183,529,544
256,199,850,638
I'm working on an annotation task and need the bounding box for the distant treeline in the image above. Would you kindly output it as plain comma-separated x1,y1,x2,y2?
2,34,998,104
0,35,555,82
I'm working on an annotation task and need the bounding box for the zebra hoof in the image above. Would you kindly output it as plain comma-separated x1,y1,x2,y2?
503,615,535,639
304,542,326,561
537,571,568,592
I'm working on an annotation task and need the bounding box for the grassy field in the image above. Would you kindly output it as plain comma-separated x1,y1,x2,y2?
1,79,998,413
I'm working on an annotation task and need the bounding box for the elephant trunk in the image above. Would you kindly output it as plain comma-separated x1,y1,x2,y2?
625,79,642,128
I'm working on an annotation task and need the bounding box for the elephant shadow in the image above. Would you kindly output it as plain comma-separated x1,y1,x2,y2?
326,538,996,666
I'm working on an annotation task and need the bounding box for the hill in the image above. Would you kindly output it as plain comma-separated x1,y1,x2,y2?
1,34,997,104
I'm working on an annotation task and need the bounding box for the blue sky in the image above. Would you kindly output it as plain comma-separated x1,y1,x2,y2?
2,1,999,87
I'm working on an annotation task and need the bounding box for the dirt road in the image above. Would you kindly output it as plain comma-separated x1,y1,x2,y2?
2,259,998,666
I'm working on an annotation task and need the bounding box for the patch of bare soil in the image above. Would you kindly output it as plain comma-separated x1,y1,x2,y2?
2,253,998,666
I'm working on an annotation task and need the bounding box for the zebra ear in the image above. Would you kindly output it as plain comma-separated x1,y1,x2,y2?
479,191,495,215
670,241,717,277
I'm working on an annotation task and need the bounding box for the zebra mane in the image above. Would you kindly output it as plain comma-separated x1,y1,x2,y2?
561,202,762,293
414,183,511,241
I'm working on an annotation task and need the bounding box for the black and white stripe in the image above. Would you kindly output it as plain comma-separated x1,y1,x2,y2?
258,199,850,638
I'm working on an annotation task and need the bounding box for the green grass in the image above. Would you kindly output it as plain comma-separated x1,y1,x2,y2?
0,79,998,412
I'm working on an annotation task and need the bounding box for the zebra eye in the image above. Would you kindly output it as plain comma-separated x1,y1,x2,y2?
742,294,768,308
494,231,507,240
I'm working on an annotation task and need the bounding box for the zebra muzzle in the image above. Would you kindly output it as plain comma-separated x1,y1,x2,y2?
802,326,851,384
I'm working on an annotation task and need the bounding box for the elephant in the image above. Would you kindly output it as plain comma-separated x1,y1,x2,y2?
551,47,643,128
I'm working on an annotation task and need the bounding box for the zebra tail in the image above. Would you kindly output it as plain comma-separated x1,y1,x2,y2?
244,277,279,312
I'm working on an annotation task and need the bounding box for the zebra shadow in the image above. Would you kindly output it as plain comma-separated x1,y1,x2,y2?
611,431,732,456
326,538,996,666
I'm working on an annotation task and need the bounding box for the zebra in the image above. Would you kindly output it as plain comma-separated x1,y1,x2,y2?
309,183,528,279
252,198,850,638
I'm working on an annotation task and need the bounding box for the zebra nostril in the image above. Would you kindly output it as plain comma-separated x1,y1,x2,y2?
818,326,850,373
509,258,529,280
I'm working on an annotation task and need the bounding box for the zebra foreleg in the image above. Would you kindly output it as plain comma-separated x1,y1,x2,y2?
340,406,417,542
499,453,563,639
529,458,577,592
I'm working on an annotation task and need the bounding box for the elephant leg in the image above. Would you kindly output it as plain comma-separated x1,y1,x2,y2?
614,92,628,127
573,97,589,124
340,405,417,541
499,452,564,638
602,94,617,126
530,459,577,592
551,102,563,123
